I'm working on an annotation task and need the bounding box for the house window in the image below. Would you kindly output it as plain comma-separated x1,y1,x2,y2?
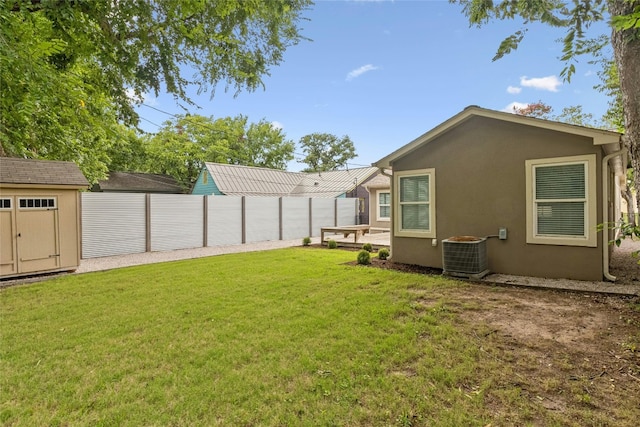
525,154,597,247
394,168,436,238
378,191,390,220
0,198,11,209
18,197,57,210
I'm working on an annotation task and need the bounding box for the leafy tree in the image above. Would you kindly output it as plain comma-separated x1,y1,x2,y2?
145,115,231,189
145,114,295,188
452,0,640,213
595,58,637,226
513,101,552,118
1,0,311,181
298,133,357,172
514,101,598,127
227,118,295,169
104,126,149,173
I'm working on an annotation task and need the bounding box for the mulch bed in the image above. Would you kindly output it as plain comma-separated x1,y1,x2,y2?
305,243,443,275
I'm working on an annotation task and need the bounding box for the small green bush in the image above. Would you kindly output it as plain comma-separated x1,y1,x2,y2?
357,250,371,265
362,243,373,252
327,239,338,249
378,247,390,260
302,237,312,246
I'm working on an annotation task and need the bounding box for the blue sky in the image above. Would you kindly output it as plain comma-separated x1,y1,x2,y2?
136,0,613,172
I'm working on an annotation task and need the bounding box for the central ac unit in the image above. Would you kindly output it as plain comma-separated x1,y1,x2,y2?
442,236,489,279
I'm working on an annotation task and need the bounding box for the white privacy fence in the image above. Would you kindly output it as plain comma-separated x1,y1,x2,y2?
81,193,358,259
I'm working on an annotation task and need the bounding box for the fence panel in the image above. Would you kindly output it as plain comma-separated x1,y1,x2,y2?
207,196,242,246
310,198,335,237
282,197,310,240
81,193,146,258
245,197,280,243
150,194,204,251
81,194,361,258
336,198,357,226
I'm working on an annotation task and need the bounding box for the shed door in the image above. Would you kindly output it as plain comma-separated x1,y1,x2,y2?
16,197,60,273
0,197,17,276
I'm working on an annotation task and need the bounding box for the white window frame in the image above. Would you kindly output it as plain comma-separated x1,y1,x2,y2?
525,154,597,247
376,190,390,222
394,168,436,238
0,198,11,210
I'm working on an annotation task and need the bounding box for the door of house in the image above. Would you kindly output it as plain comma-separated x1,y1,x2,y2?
15,197,60,274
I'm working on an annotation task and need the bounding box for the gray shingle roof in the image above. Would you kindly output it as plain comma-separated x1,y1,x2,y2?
204,163,380,197
94,172,183,193
0,157,89,187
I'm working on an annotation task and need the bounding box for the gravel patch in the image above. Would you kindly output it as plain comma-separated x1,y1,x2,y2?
75,238,321,274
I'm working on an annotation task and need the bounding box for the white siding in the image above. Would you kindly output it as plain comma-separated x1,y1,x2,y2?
245,197,280,243
150,194,204,251
208,196,242,246
81,193,146,258
282,197,310,240
81,194,351,258
311,198,335,237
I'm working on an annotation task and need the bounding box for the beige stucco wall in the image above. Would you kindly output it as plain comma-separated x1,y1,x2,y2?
368,187,391,229
0,186,82,277
389,116,605,281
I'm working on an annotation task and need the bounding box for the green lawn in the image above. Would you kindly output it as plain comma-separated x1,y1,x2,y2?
0,248,635,426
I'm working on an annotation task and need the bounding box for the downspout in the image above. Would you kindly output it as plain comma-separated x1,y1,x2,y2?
602,147,626,281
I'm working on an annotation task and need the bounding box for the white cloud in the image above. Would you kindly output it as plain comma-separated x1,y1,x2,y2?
519,75,562,92
271,121,283,130
502,102,529,113
346,64,380,81
125,88,156,105
507,86,522,94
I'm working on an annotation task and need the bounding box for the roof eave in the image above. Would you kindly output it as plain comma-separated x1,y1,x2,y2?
373,106,624,168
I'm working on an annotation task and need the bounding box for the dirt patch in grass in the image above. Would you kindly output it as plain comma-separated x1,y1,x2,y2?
344,249,640,423
452,288,640,423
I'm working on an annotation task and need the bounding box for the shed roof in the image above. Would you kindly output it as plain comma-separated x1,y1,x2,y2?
374,106,624,169
0,157,89,187
94,172,183,193
203,163,380,197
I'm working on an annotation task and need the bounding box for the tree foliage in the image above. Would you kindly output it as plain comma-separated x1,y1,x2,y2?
512,101,552,119
0,0,311,182
515,101,599,128
298,133,357,172
451,0,640,213
144,115,295,189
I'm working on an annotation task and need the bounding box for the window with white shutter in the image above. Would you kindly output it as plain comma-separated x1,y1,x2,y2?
526,155,597,247
394,169,436,238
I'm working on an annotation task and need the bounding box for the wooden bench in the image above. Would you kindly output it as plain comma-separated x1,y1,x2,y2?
320,225,371,245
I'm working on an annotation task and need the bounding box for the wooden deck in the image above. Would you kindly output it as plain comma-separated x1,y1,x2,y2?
320,225,390,249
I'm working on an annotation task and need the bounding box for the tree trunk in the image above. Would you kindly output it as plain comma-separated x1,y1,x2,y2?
609,0,640,214
622,183,637,226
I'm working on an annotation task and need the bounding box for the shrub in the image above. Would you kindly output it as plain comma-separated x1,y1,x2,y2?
357,250,371,265
362,243,373,252
378,247,390,260
302,237,312,246
327,239,338,249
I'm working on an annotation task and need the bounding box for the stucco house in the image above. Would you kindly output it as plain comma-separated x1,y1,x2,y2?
373,106,627,281
362,171,391,230
192,163,383,224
